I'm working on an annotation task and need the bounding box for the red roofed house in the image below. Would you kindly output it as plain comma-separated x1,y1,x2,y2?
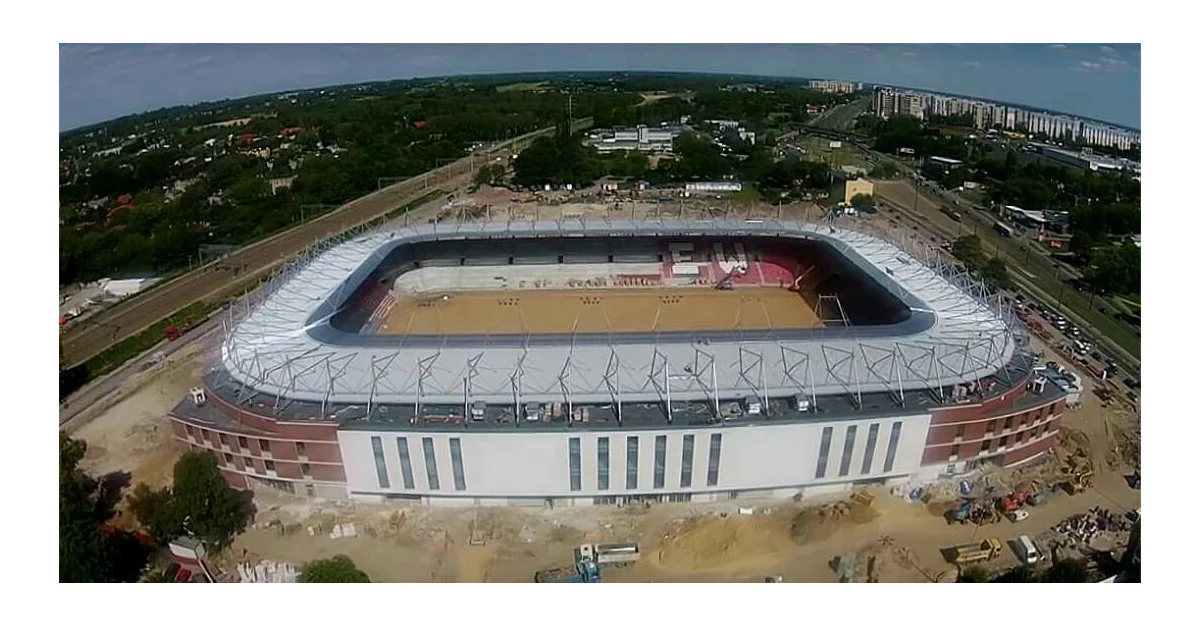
280,127,303,138
413,120,426,129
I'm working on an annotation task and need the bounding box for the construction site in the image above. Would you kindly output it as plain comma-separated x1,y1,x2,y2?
67,181,1142,584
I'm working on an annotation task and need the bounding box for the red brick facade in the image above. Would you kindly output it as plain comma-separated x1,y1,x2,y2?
919,376,1066,468
170,385,346,493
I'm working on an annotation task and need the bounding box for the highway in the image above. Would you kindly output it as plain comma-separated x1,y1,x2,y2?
59,122,587,369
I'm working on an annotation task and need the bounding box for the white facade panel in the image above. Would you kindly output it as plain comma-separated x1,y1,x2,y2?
337,413,932,502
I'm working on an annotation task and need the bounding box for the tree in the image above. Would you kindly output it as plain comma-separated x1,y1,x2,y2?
992,565,1038,583
472,163,506,188
952,234,985,268
127,483,182,546
1043,558,1091,583
299,555,370,583
980,257,1011,289
849,193,875,211
1069,231,1095,265
59,432,149,582
957,565,991,583
168,451,249,551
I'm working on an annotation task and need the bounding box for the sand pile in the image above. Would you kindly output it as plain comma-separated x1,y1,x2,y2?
791,500,879,544
655,513,794,572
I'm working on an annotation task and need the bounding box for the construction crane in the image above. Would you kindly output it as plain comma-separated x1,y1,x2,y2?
714,264,747,290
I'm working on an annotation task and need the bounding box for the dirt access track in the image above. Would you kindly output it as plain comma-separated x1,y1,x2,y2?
59,126,565,369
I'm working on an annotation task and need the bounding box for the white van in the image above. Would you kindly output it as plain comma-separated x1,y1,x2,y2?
1015,535,1041,565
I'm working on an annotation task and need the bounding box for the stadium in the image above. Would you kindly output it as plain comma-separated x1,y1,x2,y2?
170,218,1069,505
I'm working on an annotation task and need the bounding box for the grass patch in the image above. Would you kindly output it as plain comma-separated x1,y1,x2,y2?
81,301,213,380
1020,273,1141,359
374,189,446,225
729,188,762,204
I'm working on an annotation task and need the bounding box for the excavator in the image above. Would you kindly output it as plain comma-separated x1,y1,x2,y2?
714,264,748,290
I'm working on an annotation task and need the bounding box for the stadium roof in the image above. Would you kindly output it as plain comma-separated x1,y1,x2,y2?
219,219,1021,410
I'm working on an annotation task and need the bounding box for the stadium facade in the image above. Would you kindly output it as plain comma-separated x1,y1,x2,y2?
170,219,1067,505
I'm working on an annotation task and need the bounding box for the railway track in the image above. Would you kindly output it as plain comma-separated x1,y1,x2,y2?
60,121,590,369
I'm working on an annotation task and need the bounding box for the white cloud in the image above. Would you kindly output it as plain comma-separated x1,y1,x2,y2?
1049,44,1067,49
902,51,919,58
964,61,983,68
1100,45,1118,57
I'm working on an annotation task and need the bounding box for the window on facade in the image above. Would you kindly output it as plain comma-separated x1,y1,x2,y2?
706,433,723,487
237,436,249,450
950,444,960,458
305,484,316,498
422,437,440,491
568,438,582,492
597,437,610,491
883,422,903,473
259,439,271,454
296,441,307,457
626,436,639,490
264,459,276,472
396,437,415,490
861,424,880,475
680,434,694,488
985,420,996,435
224,453,234,465
838,426,857,477
1016,430,1026,444
219,433,229,447
955,425,965,439
371,436,390,489
301,463,311,477
1003,416,1013,431
185,425,196,438
999,436,1009,449
981,439,992,453
815,427,833,479
653,435,667,489
243,457,253,470
1019,415,1028,429
450,438,466,492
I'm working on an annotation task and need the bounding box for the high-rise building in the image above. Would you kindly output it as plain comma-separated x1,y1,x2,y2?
869,86,1138,150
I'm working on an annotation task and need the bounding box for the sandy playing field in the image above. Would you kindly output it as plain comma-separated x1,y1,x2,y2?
380,286,823,335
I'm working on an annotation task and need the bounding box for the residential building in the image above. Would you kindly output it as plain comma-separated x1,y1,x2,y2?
870,87,1139,150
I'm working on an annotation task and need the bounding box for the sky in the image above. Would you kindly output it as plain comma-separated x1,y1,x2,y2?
59,43,1141,132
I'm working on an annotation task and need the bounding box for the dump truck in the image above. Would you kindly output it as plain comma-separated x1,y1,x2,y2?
534,545,602,583
592,542,640,568
948,538,1004,565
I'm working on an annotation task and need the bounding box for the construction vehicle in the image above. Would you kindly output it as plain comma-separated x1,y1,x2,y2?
947,538,1004,566
1065,471,1094,495
949,499,1000,525
714,264,747,290
850,491,876,509
534,545,601,583
592,542,640,569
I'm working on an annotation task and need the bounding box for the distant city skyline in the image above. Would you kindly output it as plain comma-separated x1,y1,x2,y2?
59,43,1141,132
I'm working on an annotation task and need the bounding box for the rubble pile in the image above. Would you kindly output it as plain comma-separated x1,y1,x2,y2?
1050,507,1132,547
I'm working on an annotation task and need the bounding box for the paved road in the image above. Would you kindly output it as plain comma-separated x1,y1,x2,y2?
59,312,224,429
869,187,1140,383
873,179,1139,361
59,127,561,368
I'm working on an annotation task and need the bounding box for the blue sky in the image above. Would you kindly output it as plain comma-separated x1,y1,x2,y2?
59,43,1140,132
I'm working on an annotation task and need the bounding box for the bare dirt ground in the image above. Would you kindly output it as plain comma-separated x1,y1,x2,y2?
382,286,822,335
218,464,1139,584
67,343,209,526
